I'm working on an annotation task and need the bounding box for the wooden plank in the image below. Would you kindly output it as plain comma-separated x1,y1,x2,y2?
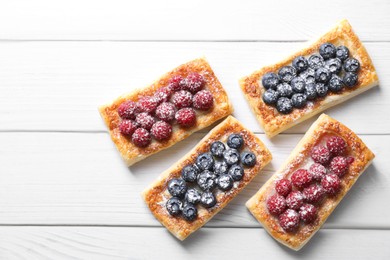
0,0,389,41
0,132,387,228
0,41,387,133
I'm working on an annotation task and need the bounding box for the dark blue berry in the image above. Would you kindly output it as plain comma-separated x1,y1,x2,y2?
276,83,293,98
200,191,217,208
299,68,316,84
213,160,229,175
185,188,202,204
216,174,234,191
262,72,280,90
326,58,342,74
228,164,244,181
196,153,214,171
292,56,309,73
181,165,200,183
262,89,280,105
344,58,360,73
223,148,240,165
291,77,306,93
241,151,257,167
315,83,328,97
305,83,317,100
343,72,358,88
227,134,244,150
319,43,336,60
315,67,331,83
166,197,183,216
182,203,198,221
308,54,325,70
336,46,349,61
278,66,296,83
291,93,307,108
328,75,344,92
210,141,225,158
168,178,187,198
276,97,293,114
197,170,217,191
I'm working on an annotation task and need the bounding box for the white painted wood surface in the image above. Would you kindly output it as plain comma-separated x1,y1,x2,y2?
0,0,389,259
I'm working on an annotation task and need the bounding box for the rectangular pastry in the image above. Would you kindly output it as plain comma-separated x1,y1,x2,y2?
142,116,272,240
246,114,375,250
239,19,378,138
99,57,233,166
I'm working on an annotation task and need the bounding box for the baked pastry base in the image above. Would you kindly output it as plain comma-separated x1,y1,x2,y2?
142,116,272,240
239,19,379,138
246,113,375,250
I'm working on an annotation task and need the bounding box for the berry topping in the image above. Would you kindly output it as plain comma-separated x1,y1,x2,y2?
276,82,293,97
167,178,188,198
291,77,306,93
196,153,214,171
291,169,313,189
292,56,309,73
155,102,176,122
213,160,229,175
185,188,202,204
223,148,240,165
262,72,280,90
275,179,292,197
309,163,327,181
197,170,217,191
132,128,152,147
118,101,138,119
172,90,193,109
278,66,297,83
227,134,244,150
299,204,317,224
303,184,325,204
169,75,186,91
344,58,360,73
315,67,331,83
186,72,205,93
319,43,336,60
329,156,349,177
343,72,358,88
311,145,331,165
175,108,197,127
300,68,316,84
151,121,172,141
336,46,350,61
166,197,182,216
154,86,172,104
241,151,256,167
286,190,304,210
346,156,355,165
135,112,155,130
182,203,198,222
326,136,347,156
315,83,328,97
279,209,300,232
193,90,214,110
276,97,293,114
181,165,200,183
291,93,307,108
328,75,344,93
308,54,325,70
118,119,138,136
304,83,317,100
216,174,234,191
326,58,342,74
321,173,341,195
200,191,217,208
137,96,158,113
266,194,287,216
228,164,244,181
262,89,280,105
210,141,226,158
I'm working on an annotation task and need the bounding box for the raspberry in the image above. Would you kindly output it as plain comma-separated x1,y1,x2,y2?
151,121,172,141
118,119,138,136
175,108,197,128
303,184,325,204
346,156,355,165
327,136,347,156
155,102,176,122
286,190,304,210
279,209,300,232
329,156,349,177
169,75,186,91
193,90,214,111
117,101,138,119
309,163,327,181
275,179,292,197
321,173,341,195
132,128,151,147
311,145,331,165
186,72,205,93
137,96,158,113
154,86,172,104
172,90,193,109
291,169,312,189
266,194,287,216
135,112,156,130
299,204,317,224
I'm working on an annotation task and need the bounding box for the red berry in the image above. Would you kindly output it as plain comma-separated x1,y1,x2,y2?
303,184,325,204
137,96,158,113
266,194,287,216
169,75,186,91
311,145,331,165
279,209,300,232
154,87,172,104
286,190,304,210
151,121,172,141
299,204,317,224
327,136,347,156
275,179,292,197
186,72,205,93
118,119,138,136
291,169,313,189
175,108,197,128
117,101,138,119
321,173,341,195
193,90,214,111
135,112,156,130
132,128,151,147
309,163,327,181
346,156,355,165
172,90,193,109
329,156,349,177
155,102,176,122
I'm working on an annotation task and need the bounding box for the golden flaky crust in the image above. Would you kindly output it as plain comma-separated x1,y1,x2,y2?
142,116,272,240
239,19,379,138
246,114,375,250
99,57,233,166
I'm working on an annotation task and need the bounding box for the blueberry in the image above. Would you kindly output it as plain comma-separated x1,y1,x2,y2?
182,203,198,221
344,58,360,73
305,83,317,100
315,67,331,83
343,72,358,88
328,75,344,92
181,165,200,183
166,197,183,216
223,148,240,165
200,191,217,208
292,56,309,73
291,77,306,93
276,97,293,114
196,153,214,171
227,134,244,150
326,58,342,74
276,83,293,98
213,160,229,175
299,68,316,84
262,89,280,105
315,83,328,97
216,174,234,191
210,141,225,158
319,43,336,60
291,93,307,108
308,54,325,70
185,188,202,204
278,66,297,83
167,178,187,198
197,170,217,191
241,151,257,167
336,46,349,61
228,164,244,181
262,72,280,90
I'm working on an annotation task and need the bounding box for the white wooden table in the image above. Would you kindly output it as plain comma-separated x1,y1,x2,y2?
0,0,389,259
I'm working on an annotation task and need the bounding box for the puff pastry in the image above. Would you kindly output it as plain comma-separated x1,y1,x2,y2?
246,114,375,250
99,57,233,166
239,19,378,138
142,116,272,240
